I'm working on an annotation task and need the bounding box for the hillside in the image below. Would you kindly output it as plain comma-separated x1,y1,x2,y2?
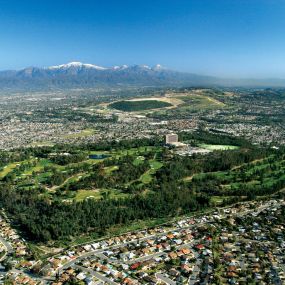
0,62,218,89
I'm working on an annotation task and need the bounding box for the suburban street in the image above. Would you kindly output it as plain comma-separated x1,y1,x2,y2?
0,236,13,262
75,265,119,285
156,273,177,285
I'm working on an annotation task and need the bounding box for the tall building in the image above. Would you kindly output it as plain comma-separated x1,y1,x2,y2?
165,133,178,144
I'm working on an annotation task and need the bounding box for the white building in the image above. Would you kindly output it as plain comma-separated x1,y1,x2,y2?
165,133,178,144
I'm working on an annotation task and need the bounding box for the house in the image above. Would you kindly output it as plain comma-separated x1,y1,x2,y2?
91,243,101,250
181,264,192,273
167,233,174,239
196,244,205,250
181,248,191,255
130,263,140,270
169,268,180,277
76,272,86,280
169,252,178,259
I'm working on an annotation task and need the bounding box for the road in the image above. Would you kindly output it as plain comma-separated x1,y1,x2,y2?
57,229,191,273
126,251,165,265
58,248,104,274
58,226,199,274
0,236,13,253
54,201,248,275
75,265,119,285
51,200,282,283
188,263,202,285
156,273,176,285
9,268,49,285
0,236,13,262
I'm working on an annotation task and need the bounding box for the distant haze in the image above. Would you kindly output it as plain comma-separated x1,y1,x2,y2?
1,0,285,78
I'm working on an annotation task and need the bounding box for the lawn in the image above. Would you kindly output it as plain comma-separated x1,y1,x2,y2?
0,145,164,204
109,100,173,112
75,189,128,201
63,128,96,139
113,146,159,157
139,159,163,184
75,189,101,201
0,162,20,178
24,159,51,175
104,165,119,174
140,172,153,184
149,93,226,119
177,94,225,109
149,160,163,170
133,156,145,166
210,196,234,205
198,144,239,151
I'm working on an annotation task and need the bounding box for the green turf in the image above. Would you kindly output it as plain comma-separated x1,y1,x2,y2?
149,160,163,170
139,160,163,184
140,172,153,184
0,162,19,178
198,144,239,150
133,156,145,166
104,165,119,174
74,189,101,201
109,100,172,112
75,189,128,201
62,128,96,139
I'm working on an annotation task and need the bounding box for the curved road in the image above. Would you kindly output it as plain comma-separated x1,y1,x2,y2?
0,236,13,261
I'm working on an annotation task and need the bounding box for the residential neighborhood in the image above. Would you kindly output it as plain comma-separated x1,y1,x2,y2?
1,88,285,151
1,198,283,284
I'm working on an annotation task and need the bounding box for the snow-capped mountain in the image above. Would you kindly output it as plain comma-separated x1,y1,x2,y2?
47,62,108,70
0,62,218,89
46,62,160,71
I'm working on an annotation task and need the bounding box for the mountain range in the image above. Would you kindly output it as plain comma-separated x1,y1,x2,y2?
0,62,284,89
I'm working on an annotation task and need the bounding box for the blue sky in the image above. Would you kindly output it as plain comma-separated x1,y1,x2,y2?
0,0,285,77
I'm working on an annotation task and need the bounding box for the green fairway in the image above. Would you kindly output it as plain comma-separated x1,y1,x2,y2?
139,159,163,184
74,189,101,201
140,172,153,184
133,156,145,166
104,165,119,174
2,129,285,246
24,159,51,175
75,189,128,201
0,145,163,202
149,160,163,170
187,152,285,199
0,162,19,178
